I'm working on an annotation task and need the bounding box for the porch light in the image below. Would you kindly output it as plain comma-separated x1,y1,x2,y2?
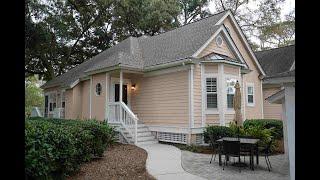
131,84,136,90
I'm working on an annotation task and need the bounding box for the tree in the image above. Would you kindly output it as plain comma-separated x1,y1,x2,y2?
25,0,114,81
111,0,181,42
213,0,294,50
178,0,212,25
25,75,44,117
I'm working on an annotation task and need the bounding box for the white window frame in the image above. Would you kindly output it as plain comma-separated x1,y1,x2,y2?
225,75,239,113
246,83,255,107
204,74,219,114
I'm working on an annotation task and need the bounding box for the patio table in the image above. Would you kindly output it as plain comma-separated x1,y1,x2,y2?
216,137,260,170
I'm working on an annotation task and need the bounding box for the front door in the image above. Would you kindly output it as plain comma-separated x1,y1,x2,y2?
114,84,128,104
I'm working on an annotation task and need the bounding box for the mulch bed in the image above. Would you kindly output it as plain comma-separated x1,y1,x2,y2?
68,143,155,180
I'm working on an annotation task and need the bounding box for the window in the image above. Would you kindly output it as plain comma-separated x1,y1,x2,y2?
215,36,223,47
206,77,217,108
247,83,254,106
96,83,102,96
226,78,237,108
62,102,65,108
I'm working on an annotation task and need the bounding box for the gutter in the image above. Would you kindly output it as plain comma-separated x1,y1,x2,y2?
143,58,194,72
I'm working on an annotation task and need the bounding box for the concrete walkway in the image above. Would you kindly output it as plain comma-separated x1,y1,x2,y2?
138,143,206,180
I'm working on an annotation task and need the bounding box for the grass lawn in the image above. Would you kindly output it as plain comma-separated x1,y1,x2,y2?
68,143,155,180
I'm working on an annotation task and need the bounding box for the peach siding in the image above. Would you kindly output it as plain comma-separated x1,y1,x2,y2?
263,87,283,120
206,114,219,125
81,80,90,119
198,33,235,58
224,65,239,76
91,73,106,121
65,89,73,119
204,64,218,74
131,70,189,127
193,64,202,128
225,114,234,125
223,17,263,119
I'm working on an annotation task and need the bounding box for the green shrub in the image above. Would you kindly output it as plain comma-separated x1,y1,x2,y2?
243,119,283,139
203,125,233,143
25,118,115,179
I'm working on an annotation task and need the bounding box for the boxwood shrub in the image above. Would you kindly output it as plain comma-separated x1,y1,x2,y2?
243,119,283,139
25,117,115,179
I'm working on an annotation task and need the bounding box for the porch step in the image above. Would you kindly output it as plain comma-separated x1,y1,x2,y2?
115,121,158,145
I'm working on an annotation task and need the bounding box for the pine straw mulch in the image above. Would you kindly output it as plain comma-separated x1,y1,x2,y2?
68,143,155,180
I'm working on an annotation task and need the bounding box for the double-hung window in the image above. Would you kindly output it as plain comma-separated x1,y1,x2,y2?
206,77,218,109
226,78,237,108
247,83,254,106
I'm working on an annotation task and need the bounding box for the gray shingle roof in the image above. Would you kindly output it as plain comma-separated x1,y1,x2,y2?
255,45,295,77
41,10,228,89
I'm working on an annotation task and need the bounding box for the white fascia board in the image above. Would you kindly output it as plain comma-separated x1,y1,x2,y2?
191,26,248,69
201,60,246,67
266,90,285,104
192,26,224,58
215,11,266,76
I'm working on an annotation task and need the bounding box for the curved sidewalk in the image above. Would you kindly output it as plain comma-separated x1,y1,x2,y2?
138,143,206,180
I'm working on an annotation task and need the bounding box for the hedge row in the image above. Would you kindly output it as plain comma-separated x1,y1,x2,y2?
25,117,115,179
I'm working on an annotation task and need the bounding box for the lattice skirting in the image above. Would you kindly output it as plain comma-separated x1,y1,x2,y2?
155,132,187,144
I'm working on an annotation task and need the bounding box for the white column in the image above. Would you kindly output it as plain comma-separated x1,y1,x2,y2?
89,76,92,119
119,70,123,122
284,84,295,180
218,64,225,126
120,70,123,103
190,65,194,128
200,63,206,127
260,80,264,118
105,73,110,121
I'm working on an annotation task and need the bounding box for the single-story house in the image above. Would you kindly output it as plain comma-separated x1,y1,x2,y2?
255,45,295,120
41,10,268,145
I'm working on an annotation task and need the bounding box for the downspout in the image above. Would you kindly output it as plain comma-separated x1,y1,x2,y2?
89,75,92,119
188,64,194,144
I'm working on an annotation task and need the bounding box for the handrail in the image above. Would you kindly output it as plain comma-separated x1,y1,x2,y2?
108,101,138,144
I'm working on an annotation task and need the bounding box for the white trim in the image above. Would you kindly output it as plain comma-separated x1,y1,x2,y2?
260,80,264,118
215,11,266,76
110,77,132,108
89,76,92,119
192,26,247,69
148,125,205,134
70,79,80,89
225,74,240,113
105,73,110,121
290,61,295,71
143,65,190,77
246,82,255,107
203,73,219,114
218,64,225,126
200,63,206,127
241,74,246,120
216,35,223,47
189,65,194,128
200,60,246,67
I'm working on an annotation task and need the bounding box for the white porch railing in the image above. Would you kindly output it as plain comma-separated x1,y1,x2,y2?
108,102,138,144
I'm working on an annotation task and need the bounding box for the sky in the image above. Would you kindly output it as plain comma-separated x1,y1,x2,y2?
207,0,295,20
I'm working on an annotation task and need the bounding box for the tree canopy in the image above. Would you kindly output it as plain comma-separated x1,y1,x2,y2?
25,0,295,81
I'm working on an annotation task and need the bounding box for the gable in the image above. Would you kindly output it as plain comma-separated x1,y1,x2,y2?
217,12,265,76
198,32,236,59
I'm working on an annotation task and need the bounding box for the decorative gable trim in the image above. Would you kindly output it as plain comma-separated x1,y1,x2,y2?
192,26,248,69
215,10,266,76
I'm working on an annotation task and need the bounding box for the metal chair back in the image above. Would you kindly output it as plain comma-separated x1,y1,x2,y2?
223,140,241,157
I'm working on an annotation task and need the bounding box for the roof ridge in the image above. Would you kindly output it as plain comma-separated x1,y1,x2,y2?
147,10,229,38
255,44,295,53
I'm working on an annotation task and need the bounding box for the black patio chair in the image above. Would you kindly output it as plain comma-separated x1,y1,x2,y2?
222,140,242,172
239,136,258,163
209,135,221,163
258,140,273,172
